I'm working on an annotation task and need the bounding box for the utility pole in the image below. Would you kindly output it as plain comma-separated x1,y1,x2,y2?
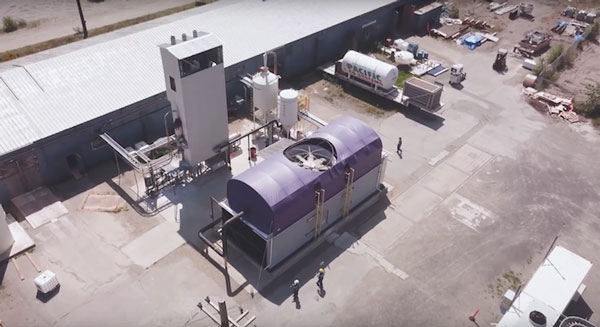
75,0,88,39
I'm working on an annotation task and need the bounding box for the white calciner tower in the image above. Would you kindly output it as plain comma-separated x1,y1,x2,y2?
160,31,229,166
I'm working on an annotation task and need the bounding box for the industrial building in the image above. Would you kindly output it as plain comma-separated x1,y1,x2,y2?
225,116,384,269
0,0,436,203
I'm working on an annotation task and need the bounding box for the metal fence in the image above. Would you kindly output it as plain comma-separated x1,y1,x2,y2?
534,26,592,90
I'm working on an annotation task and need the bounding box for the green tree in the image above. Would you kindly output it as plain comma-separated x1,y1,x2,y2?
576,83,600,118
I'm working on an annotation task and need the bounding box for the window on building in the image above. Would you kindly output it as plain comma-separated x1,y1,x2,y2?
169,76,176,91
179,46,223,77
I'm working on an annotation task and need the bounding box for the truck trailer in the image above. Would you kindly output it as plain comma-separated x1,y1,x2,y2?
320,50,443,112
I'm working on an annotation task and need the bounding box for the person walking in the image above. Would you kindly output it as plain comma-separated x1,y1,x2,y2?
316,268,325,289
290,279,300,302
396,137,403,155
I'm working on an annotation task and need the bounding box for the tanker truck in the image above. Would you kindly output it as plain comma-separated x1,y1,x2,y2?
320,50,443,113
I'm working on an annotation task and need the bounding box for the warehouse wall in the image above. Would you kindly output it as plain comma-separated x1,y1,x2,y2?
224,2,401,109
0,94,170,203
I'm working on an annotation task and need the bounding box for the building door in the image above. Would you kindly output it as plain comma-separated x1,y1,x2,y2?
0,151,44,199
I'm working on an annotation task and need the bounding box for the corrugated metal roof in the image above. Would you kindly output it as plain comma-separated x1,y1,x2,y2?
0,0,395,156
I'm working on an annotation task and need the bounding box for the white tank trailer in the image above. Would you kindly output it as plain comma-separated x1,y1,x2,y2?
0,206,13,255
341,50,399,90
278,89,299,131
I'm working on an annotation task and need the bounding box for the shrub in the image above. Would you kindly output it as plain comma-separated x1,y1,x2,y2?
575,83,600,118
587,21,599,41
17,19,26,28
532,58,546,76
546,44,564,65
448,6,460,19
3,16,18,33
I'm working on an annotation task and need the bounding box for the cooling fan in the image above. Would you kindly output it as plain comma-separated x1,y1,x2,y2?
285,139,337,172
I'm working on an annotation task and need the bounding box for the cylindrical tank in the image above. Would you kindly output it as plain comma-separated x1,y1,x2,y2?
341,50,399,90
523,74,537,87
395,51,415,65
252,70,279,117
393,39,409,51
278,89,299,130
0,206,13,254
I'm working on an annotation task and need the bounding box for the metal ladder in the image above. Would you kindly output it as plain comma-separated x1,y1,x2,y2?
314,189,325,238
343,167,355,217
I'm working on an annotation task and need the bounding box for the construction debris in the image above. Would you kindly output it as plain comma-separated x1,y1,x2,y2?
463,17,495,30
489,2,507,12
562,6,597,23
523,88,578,122
495,4,519,16
514,31,551,58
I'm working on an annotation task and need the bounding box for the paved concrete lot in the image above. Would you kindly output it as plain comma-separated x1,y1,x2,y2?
2,35,600,327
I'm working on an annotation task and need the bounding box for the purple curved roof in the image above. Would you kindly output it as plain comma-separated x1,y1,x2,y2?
227,116,382,236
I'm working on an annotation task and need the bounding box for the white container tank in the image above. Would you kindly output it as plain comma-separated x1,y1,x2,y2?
252,70,279,118
0,206,13,254
278,89,299,130
393,39,409,51
341,50,399,90
395,51,415,65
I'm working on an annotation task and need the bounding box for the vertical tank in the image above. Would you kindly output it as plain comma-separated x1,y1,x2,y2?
252,70,279,120
0,206,13,254
278,89,298,130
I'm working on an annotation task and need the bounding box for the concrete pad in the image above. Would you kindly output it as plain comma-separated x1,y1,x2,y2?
82,193,125,213
359,207,414,253
0,222,35,261
444,193,495,232
428,150,450,166
445,144,492,174
121,222,185,269
420,163,470,197
11,187,68,229
328,232,408,280
392,185,443,222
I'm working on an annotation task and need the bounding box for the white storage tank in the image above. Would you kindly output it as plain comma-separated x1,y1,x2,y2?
278,89,299,130
393,39,409,51
395,51,415,65
252,70,279,118
341,50,399,90
0,206,13,254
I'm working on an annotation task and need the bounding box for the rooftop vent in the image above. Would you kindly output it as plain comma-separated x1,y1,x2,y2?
170,35,176,45
182,33,187,41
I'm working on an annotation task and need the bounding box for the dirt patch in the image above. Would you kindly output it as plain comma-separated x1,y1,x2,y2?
548,41,600,97
486,270,523,298
304,78,396,119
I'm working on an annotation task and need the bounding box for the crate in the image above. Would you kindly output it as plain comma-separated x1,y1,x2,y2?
34,270,59,294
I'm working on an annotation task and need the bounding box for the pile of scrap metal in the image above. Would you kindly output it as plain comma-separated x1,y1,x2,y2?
431,21,469,40
523,87,578,122
489,1,507,12
513,31,551,58
562,6,597,23
463,17,495,30
552,21,589,37
509,2,535,21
